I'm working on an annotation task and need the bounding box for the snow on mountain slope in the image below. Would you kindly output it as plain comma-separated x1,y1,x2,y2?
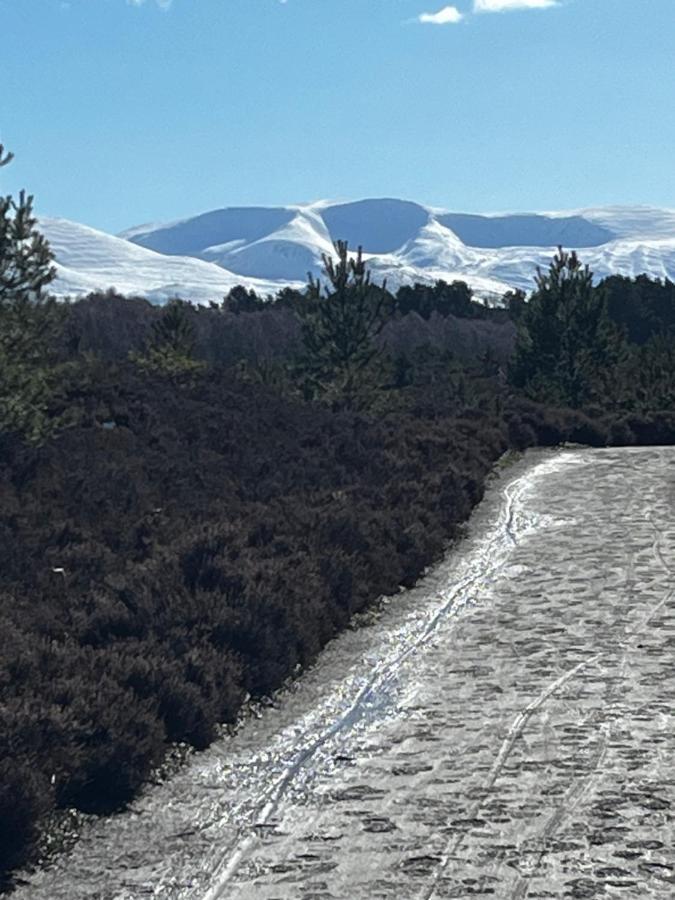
39,200,675,304
199,208,335,281
466,235,675,293
123,207,296,257
585,237,675,284
41,217,302,304
562,206,675,241
437,212,614,249
319,199,431,254
398,218,481,271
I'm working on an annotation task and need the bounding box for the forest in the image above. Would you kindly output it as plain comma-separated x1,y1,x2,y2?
1,144,674,886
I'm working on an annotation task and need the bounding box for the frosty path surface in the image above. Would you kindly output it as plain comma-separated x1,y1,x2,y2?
16,447,675,899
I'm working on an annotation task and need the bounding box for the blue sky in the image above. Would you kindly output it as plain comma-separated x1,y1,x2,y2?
1,0,673,233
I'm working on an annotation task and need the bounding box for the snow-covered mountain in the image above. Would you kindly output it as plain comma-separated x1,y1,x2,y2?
42,199,675,304
40,218,305,305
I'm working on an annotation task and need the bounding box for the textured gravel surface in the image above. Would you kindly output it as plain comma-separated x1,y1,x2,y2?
14,447,675,900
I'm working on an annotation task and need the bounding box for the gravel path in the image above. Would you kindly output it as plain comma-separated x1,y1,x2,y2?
15,447,675,900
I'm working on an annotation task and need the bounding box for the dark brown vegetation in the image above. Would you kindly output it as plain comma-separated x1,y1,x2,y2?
0,358,510,877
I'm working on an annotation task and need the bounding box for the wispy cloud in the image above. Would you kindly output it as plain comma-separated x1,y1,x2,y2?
473,0,558,12
418,5,463,25
127,0,174,10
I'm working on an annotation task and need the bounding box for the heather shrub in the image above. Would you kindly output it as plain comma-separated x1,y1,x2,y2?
0,759,50,873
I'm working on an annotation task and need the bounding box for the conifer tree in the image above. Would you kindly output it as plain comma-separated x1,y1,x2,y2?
0,144,64,443
152,299,195,354
131,299,205,376
296,241,392,408
221,285,264,315
509,247,622,407
0,145,56,306
503,288,527,322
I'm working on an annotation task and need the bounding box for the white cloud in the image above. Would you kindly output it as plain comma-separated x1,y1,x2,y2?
127,0,173,9
473,0,558,11
418,5,463,25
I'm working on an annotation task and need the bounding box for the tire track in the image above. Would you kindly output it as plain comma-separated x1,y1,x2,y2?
418,654,602,900
201,454,573,899
488,466,673,900
508,724,610,900
504,456,645,900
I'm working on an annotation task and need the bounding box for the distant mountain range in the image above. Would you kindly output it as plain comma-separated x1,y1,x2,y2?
40,199,675,304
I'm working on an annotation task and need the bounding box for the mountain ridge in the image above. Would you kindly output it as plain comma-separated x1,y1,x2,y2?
41,199,675,303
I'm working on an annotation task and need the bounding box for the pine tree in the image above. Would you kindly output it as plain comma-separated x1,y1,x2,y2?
0,143,65,443
296,241,393,408
152,299,195,354
0,145,56,306
509,247,622,407
503,288,527,322
221,285,264,315
131,299,205,376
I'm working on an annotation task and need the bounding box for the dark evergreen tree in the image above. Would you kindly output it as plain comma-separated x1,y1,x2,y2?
152,300,195,353
222,285,265,315
131,299,204,376
273,286,306,309
0,143,65,443
296,241,393,408
509,247,622,407
608,333,675,414
602,273,675,344
503,288,527,322
433,279,476,318
0,145,56,304
396,279,479,320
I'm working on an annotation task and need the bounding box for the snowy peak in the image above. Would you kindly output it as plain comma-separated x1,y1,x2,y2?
124,206,335,283
319,199,432,254
123,206,296,256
